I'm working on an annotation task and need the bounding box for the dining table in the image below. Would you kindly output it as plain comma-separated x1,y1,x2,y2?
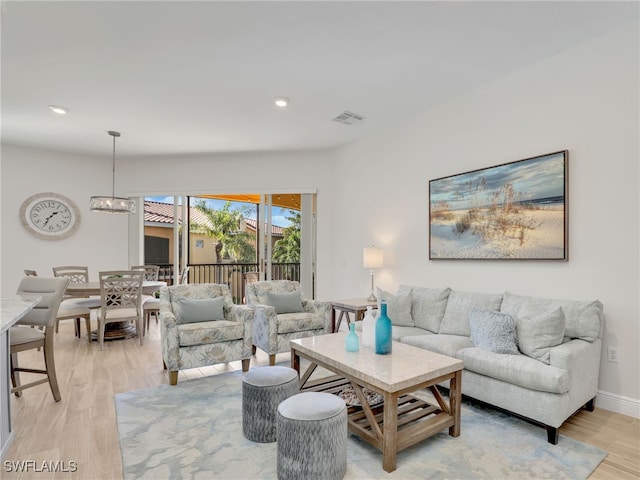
66,280,166,341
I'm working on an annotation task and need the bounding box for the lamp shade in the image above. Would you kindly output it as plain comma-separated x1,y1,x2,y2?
363,246,383,269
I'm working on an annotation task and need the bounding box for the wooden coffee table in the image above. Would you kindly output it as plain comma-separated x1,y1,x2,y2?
290,333,463,473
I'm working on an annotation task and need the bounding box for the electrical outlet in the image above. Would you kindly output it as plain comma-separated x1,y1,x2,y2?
607,346,618,363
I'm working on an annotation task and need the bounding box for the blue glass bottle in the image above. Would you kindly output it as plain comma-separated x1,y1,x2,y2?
375,300,392,354
346,323,360,352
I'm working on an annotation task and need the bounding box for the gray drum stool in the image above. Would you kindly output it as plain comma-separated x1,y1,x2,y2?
242,366,299,443
276,391,347,480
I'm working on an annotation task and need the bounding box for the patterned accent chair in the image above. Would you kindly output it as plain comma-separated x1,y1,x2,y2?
246,280,332,365
160,283,254,385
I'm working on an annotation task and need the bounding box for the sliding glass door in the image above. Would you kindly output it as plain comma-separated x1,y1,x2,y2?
133,192,316,301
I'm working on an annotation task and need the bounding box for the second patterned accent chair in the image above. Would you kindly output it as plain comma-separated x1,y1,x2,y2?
160,283,254,385
246,280,332,366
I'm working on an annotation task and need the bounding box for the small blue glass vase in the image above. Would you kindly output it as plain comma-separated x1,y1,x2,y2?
375,300,392,355
346,323,360,352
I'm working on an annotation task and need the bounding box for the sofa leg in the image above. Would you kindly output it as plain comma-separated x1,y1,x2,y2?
252,345,257,355
242,359,250,372
169,371,178,385
585,397,595,412
269,354,276,366
546,426,559,445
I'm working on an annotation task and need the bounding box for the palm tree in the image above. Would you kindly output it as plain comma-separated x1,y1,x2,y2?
273,211,300,263
191,200,256,263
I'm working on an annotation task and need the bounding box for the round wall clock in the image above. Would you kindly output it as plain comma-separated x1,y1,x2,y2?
19,192,81,240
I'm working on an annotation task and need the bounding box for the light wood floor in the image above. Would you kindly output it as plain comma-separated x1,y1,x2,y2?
3,320,639,479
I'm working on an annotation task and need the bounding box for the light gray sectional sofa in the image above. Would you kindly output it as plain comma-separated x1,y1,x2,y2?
367,285,604,444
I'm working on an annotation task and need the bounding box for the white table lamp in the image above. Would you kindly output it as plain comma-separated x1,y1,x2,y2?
363,246,383,302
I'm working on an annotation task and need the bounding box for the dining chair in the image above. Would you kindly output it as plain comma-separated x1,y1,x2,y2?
52,265,90,284
97,270,144,350
52,265,102,310
24,269,91,341
142,266,189,336
132,265,161,335
131,265,160,281
10,276,70,402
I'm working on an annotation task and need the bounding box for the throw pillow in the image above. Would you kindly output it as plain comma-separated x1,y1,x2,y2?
439,290,503,336
469,309,519,355
267,291,305,314
377,288,413,327
501,291,603,342
177,297,225,324
516,306,566,364
399,285,451,333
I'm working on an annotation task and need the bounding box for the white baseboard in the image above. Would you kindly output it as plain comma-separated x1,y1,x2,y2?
596,390,640,419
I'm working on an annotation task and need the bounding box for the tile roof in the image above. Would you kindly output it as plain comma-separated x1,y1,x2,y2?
144,201,283,235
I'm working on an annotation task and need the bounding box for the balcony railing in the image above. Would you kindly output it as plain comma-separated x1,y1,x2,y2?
156,262,300,303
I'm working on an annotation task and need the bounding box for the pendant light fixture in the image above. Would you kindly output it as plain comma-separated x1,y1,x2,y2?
90,130,136,214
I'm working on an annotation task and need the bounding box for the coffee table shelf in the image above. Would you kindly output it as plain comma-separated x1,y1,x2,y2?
301,373,455,457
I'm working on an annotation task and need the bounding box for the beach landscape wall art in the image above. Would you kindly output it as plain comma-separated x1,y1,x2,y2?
429,150,568,260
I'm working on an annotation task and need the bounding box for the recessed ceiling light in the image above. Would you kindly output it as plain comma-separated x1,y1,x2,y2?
48,105,69,115
274,97,289,108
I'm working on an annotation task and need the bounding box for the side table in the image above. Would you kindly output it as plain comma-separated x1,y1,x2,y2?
331,298,377,332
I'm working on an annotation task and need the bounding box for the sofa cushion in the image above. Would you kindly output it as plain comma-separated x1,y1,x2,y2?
457,347,570,394
177,297,225,324
277,312,325,334
178,320,244,347
398,285,451,333
400,334,473,358
500,291,603,342
469,309,519,355
267,291,304,314
438,290,503,336
390,325,434,341
516,307,566,364
377,288,413,327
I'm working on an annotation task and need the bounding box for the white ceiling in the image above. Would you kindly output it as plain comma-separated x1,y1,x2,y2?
1,1,637,158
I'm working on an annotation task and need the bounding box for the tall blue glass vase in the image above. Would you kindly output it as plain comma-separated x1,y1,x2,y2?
375,300,392,355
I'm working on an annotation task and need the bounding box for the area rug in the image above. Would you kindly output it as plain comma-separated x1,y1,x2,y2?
115,370,607,479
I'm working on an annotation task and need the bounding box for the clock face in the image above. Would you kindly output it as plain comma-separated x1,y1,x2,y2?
20,193,80,240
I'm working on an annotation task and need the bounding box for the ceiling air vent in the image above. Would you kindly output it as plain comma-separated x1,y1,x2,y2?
332,111,365,125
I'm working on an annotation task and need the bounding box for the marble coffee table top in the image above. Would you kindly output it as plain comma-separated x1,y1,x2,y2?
290,332,463,393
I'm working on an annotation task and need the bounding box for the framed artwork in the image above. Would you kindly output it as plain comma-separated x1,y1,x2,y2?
429,150,568,260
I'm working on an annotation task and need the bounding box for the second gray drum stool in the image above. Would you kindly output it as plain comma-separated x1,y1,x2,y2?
277,391,347,480
242,366,299,443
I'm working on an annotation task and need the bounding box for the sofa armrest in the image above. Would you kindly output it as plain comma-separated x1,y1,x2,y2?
159,290,180,370
549,338,602,406
302,299,332,333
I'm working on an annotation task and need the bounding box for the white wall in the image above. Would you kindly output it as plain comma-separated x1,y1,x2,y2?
1,22,637,416
1,146,131,289
329,23,639,415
